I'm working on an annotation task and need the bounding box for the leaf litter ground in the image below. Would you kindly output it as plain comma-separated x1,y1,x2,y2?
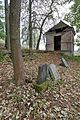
0,51,80,120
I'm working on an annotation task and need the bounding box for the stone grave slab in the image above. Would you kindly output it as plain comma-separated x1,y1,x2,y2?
61,57,69,68
48,64,61,81
36,64,48,84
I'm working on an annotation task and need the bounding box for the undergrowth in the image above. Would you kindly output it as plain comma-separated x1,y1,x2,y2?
0,51,5,62
61,53,80,63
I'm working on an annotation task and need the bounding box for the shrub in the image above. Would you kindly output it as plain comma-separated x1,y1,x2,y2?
0,51,5,62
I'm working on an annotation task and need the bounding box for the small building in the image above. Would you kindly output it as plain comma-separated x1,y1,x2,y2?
45,20,75,55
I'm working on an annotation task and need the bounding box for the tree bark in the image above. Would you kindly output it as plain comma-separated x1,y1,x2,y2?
9,0,25,86
29,0,32,49
4,0,10,51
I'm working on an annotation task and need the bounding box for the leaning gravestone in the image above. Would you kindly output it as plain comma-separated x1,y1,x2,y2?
48,64,61,81
36,64,61,85
35,64,61,92
61,57,69,68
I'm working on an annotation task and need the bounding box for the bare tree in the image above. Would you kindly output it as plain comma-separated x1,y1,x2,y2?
21,0,70,50
28,0,32,49
9,0,25,85
36,0,54,50
4,0,10,51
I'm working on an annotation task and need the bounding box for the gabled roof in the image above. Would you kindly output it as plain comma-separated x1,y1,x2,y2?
45,20,75,35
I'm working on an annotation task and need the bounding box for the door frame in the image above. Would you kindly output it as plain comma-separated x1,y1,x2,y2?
54,35,61,51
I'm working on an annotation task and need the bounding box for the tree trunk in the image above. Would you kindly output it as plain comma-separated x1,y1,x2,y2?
36,1,53,50
29,0,32,49
4,0,10,51
36,17,46,50
36,27,43,50
9,0,25,86
36,11,52,50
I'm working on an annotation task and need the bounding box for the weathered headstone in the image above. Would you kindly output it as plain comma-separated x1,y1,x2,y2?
36,63,61,85
36,64,48,84
34,64,61,92
48,64,61,81
61,57,69,68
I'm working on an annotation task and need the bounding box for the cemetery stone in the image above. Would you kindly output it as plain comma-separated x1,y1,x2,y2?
61,57,69,68
48,64,61,81
36,64,48,84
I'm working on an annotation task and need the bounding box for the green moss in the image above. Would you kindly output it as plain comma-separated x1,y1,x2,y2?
33,80,50,93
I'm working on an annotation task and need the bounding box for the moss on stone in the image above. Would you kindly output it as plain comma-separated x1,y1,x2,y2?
33,80,50,93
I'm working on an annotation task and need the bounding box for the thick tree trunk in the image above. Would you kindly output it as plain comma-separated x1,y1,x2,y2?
4,0,10,51
29,0,32,49
9,0,25,85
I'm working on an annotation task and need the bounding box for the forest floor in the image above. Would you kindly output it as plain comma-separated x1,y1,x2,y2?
0,44,80,120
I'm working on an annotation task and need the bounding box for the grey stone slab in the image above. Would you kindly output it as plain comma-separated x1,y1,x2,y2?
48,64,61,81
36,64,48,84
61,57,69,68
36,63,61,85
